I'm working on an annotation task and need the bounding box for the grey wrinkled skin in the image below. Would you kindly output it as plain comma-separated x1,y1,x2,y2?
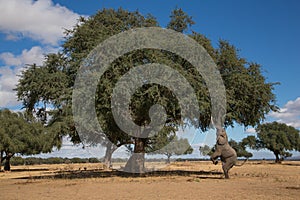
210,128,237,179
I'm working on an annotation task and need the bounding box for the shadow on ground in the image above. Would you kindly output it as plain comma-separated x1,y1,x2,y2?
14,169,223,180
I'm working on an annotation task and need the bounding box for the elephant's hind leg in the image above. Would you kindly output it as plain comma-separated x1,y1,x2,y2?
222,161,234,179
222,164,229,179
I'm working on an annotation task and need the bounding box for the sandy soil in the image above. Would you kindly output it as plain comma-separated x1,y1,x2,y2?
0,161,299,200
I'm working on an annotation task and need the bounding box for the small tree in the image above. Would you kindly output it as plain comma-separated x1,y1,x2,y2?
228,139,253,158
199,145,212,157
245,122,300,163
150,135,193,163
0,109,58,171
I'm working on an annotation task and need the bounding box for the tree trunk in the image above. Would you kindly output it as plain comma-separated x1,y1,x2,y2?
274,151,281,163
3,153,13,171
124,138,146,173
0,151,3,171
103,143,117,169
166,154,171,164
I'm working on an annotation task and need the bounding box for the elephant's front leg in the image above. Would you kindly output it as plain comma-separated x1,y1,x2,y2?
210,157,218,165
210,151,220,165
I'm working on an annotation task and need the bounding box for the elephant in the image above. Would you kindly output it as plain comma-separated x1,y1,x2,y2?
210,128,238,179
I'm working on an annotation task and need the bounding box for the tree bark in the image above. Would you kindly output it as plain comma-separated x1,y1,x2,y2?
166,154,171,164
124,138,146,173
0,151,3,171
103,142,118,169
274,151,281,163
3,153,14,171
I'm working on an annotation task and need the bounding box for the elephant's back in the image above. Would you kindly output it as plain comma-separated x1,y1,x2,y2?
221,145,237,158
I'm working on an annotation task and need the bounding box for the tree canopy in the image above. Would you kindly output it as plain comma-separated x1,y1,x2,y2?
15,8,278,172
199,144,212,157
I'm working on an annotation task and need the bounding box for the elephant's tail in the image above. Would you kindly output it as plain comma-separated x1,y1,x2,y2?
235,158,248,166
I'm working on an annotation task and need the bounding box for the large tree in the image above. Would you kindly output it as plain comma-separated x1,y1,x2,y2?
245,122,300,163
0,109,58,171
16,8,277,172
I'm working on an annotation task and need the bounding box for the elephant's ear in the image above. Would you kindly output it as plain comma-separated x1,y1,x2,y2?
217,134,227,145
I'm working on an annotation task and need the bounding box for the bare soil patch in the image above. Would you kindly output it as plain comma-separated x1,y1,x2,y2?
0,161,299,200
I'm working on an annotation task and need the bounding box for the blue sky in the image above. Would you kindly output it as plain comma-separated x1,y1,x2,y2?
0,0,299,159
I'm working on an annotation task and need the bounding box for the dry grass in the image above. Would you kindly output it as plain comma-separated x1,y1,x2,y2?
1,161,299,200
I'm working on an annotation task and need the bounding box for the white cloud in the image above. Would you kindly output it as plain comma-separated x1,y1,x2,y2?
0,64,22,107
0,0,80,45
245,127,256,134
0,46,45,66
0,46,58,108
0,0,81,108
269,97,300,128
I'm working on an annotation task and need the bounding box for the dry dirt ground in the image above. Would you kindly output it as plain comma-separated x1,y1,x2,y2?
0,161,299,200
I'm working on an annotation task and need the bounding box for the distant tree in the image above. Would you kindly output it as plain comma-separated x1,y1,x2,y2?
0,109,59,171
10,156,25,166
150,135,193,163
244,122,300,163
228,139,253,158
199,145,212,157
